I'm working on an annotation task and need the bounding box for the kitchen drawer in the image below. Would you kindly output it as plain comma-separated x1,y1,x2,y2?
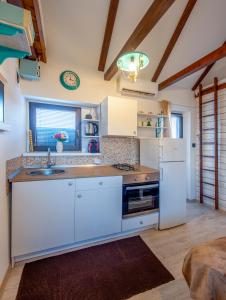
76,176,122,191
122,212,159,232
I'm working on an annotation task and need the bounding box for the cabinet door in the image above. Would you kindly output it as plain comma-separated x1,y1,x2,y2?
12,179,75,257
75,187,122,242
108,97,137,136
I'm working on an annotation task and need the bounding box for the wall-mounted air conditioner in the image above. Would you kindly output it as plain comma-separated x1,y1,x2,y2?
117,77,158,98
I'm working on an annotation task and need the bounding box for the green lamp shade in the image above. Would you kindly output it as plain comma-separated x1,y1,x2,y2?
117,51,149,72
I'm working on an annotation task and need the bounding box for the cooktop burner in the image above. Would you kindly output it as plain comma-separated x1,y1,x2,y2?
112,163,138,171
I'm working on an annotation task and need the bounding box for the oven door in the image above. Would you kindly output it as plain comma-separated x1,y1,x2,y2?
123,182,159,217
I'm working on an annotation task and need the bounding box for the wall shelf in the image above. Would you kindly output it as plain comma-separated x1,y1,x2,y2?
82,119,100,122
137,113,169,118
82,136,100,138
137,126,169,129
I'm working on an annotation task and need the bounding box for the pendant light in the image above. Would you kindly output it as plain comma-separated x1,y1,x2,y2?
117,51,149,82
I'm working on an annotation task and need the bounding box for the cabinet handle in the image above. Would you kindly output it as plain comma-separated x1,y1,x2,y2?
133,130,136,135
77,194,82,198
139,220,143,225
99,182,103,186
68,182,73,186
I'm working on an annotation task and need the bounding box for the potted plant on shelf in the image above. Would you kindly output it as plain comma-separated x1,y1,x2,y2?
53,132,68,153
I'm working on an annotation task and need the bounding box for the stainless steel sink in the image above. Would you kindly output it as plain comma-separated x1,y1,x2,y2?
26,169,65,176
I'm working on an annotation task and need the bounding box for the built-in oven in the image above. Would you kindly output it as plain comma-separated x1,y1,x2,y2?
122,181,159,217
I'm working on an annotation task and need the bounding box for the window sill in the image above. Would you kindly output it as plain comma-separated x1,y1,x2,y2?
23,152,102,157
0,122,11,132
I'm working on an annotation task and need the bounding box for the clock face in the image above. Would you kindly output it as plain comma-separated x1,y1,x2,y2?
60,71,80,90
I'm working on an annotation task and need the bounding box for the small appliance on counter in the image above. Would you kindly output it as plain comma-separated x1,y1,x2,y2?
85,122,98,136
88,139,99,153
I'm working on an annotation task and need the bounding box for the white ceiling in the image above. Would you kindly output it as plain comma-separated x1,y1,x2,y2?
40,0,226,89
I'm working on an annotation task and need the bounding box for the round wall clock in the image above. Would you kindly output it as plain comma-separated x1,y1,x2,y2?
59,70,80,90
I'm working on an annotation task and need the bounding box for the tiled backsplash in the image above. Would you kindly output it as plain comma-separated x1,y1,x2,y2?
6,156,23,176
23,137,140,168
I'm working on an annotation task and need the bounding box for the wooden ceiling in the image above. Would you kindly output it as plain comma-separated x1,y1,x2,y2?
151,0,197,82
98,0,225,91
103,0,176,81
8,0,47,63
158,43,226,90
98,0,119,71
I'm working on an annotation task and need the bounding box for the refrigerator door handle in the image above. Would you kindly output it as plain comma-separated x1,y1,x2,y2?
160,167,163,181
160,145,163,161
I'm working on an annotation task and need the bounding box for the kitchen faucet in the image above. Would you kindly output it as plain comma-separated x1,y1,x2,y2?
46,148,55,168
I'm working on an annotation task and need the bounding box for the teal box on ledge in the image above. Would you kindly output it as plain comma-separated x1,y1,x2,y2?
19,59,40,80
0,1,35,63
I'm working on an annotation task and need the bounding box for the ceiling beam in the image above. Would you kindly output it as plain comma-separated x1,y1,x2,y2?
98,0,119,72
104,0,176,81
191,63,215,91
152,0,197,82
8,0,47,63
158,44,226,90
192,41,226,91
32,0,47,62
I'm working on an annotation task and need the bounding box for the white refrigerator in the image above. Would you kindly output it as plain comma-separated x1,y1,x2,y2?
140,138,186,230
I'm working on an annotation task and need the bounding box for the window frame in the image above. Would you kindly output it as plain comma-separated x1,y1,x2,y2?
171,112,183,139
29,102,81,152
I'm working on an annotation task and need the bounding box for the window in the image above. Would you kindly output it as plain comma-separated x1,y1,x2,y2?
29,102,81,151
171,113,183,138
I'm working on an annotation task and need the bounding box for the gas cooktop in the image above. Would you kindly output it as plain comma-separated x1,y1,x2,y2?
112,163,138,171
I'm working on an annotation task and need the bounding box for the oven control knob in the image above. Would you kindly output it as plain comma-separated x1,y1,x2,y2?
145,176,150,181
134,177,137,182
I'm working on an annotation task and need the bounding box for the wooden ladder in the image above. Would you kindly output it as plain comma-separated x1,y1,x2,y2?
199,77,219,209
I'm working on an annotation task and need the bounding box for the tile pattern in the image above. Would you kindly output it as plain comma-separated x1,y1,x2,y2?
23,137,140,168
6,157,23,177
1,201,226,300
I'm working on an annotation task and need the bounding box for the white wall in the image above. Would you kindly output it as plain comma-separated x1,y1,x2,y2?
0,59,26,286
21,58,195,107
21,58,196,200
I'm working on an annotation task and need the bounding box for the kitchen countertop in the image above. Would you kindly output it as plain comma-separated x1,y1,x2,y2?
10,164,159,183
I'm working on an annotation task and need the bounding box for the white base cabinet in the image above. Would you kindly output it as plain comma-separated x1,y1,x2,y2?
12,176,123,259
12,175,158,261
75,177,122,242
12,179,75,257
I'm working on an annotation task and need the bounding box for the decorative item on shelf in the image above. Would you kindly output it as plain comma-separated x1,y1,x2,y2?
0,2,35,64
138,120,143,127
160,100,171,138
85,122,98,136
146,118,152,127
85,112,92,119
117,51,149,82
160,100,170,116
88,139,99,153
28,130,34,152
53,132,68,153
59,70,80,90
85,107,97,120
